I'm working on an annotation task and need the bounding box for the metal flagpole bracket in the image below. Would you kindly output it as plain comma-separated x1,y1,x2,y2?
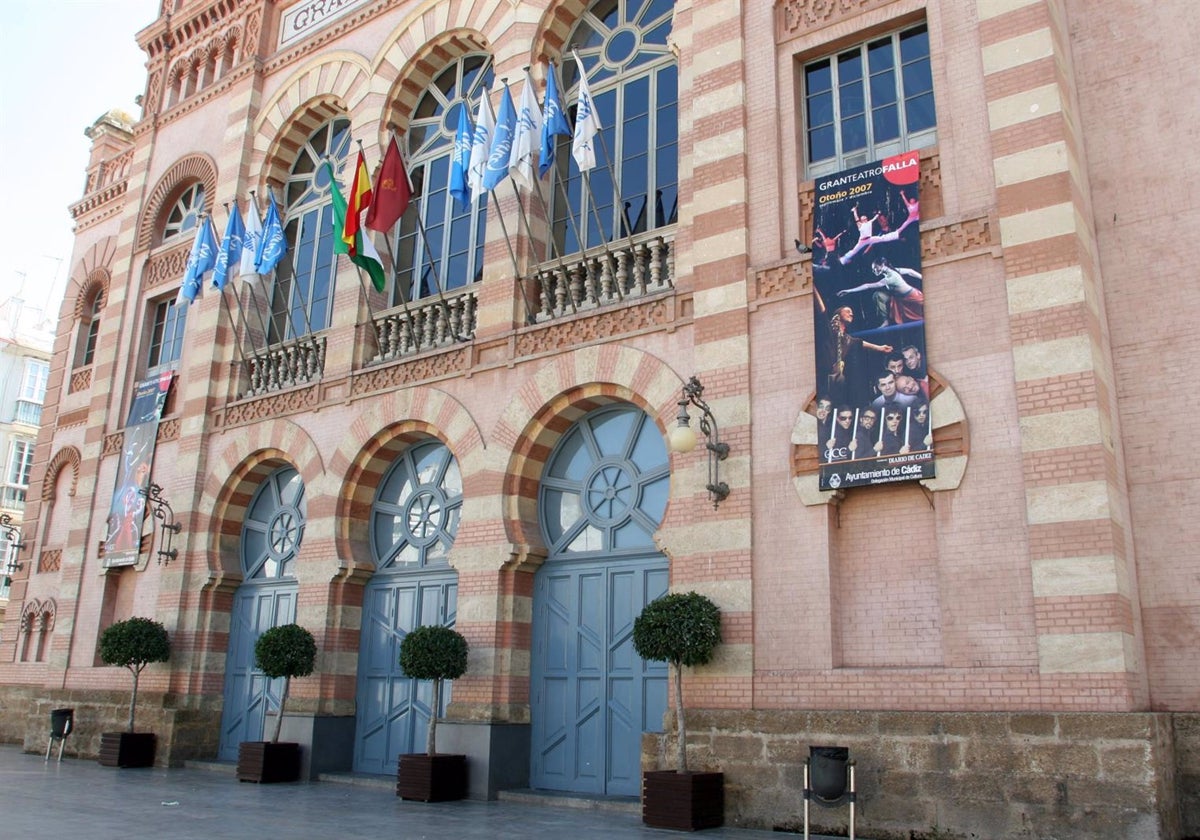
1,513,26,573
141,483,182,565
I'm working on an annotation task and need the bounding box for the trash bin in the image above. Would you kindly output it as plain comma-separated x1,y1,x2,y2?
46,708,74,762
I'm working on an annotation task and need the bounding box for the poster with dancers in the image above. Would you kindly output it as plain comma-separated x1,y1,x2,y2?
810,150,935,490
103,371,174,567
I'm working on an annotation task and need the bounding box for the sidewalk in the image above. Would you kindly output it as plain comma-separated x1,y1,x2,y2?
0,746,841,839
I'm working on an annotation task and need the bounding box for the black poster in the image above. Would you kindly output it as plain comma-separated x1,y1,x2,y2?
104,372,173,567
811,151,934,490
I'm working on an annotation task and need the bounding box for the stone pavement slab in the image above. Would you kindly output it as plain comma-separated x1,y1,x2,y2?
0,746,847,839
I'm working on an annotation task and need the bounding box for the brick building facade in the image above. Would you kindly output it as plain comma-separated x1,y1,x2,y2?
0,0,1196,837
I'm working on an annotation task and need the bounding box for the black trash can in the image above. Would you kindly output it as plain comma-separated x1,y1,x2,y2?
50,708,74,739
46,708,74,761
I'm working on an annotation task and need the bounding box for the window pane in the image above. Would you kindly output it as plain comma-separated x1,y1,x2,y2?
870,68,897,107
905,92,937,133
902,60,934,96
808,125,836,164
839,79,864,118
899,26,930,64
873,103,900,143
841,114,866,153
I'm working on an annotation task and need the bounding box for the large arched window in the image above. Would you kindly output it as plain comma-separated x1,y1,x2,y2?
240,466,306,580
371,440,462,569
269,118,352,343
162,183,205,243
396,54,494,306
551,0,677,255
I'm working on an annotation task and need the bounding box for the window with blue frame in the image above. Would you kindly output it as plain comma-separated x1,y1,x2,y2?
803,23,937,178
551,0,678,256
269,118,352,343
396,54,494,306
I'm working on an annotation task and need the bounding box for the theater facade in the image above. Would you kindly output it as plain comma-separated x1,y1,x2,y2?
1,0,1196,837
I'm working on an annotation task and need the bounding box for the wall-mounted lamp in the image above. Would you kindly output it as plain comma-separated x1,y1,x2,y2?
1,513,26,574
667,375,730,509
141,483,182,565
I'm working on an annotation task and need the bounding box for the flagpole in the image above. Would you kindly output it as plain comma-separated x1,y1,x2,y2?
489,79,544,325
572,46,648,290
346,140,388,357
262,186,321,351
468,82,525,304
213,203,255,369
395,146,470,341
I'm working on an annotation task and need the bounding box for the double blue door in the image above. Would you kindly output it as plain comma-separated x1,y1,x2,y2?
530,557,667,796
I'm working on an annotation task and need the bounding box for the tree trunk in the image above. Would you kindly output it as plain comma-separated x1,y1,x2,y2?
271,676,290,743
674,662,687,772
128,666,140,733
428,678,441,756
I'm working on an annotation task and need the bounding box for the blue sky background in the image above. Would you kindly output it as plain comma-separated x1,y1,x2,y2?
0,0,160,314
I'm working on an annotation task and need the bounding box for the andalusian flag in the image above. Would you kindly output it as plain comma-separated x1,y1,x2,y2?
329,158,386,292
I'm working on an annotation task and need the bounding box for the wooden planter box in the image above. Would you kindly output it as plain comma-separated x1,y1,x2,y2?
237,741,302,783
396,753,467,802
642,770,724,831
98,732,156,768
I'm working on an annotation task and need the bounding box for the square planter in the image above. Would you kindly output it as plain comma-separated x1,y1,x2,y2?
642,770,724,831
98,732,156,768
396,753,467,802
237,741,302,783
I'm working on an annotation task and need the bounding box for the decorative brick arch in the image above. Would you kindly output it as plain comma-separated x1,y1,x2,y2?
71,269,110,322
202,420,325,579
532,0,591,64
42,446,82,501
493,345,681,554
136,154,218,252
250,53,371,191
376,28,492,142
332,386,485,571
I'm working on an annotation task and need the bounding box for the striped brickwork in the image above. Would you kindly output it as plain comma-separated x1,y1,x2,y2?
977,0,1143,704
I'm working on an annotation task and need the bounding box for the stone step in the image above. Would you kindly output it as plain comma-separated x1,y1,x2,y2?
316,770,396,791
497,787,641,815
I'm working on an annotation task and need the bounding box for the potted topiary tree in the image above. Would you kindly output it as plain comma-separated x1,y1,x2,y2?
395,624,469,802
633,591,724,831
98,616,171,768
236,623,316,783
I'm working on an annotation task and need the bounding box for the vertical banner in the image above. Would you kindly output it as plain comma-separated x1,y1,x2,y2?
811,151,934,490
103,372,174,567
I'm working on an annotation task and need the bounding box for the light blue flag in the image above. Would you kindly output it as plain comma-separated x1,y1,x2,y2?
254,193,287,275
540,62,571,179
177,215,218,304
239,194,263,279
467,86,494,195
571,53,600,172
449,105,473,208
483,85,516,191
212,202,245,290
510,69,543,191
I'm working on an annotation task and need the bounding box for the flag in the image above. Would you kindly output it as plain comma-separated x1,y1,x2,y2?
510,70,543,191
177,215,217,304
540,62,571,178
450,106,473,208
212,202,245,290
366,136,411,232
254,193,287,274
571,53,600,172
343,150,374,250
467,86,494,195
240,194,263,280
327,162,387,292
483,84,516,191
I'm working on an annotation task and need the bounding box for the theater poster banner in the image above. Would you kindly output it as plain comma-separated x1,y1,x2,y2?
103,372,173,567
811,150,934,490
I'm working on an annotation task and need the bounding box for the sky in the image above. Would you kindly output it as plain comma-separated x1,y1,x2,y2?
0,0,161,315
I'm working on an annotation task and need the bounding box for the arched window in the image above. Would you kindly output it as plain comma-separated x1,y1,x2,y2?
371,440,463,569
75,288,104,368
269,118,352,342
396,54,494,305
551,0,677,255
240,466,306,580
162,183,205,243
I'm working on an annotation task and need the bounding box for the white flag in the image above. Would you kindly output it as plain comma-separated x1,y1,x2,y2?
510,70,543,191
467,85,495,194
239,194,264,281
571,53,600,172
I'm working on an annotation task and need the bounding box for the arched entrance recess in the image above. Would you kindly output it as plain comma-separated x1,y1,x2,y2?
218,465,306,759
530,404,669,796
353,439,462,774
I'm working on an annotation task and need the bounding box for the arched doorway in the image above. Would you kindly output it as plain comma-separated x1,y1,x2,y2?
530,404,669,795
353,439,462,774
217,465,306,759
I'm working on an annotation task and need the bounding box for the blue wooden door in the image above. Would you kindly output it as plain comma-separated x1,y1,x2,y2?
531,559,668,795
530,404,671,796
353,575,457,774
217,584,296,759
